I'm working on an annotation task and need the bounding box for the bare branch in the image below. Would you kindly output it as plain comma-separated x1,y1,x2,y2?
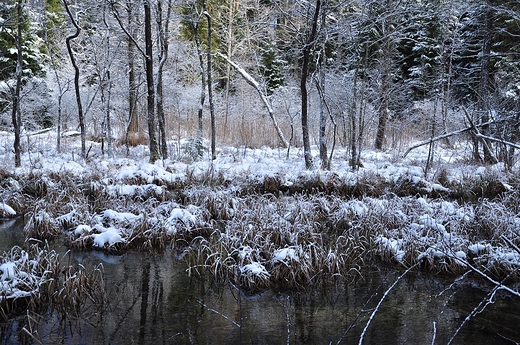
216,52,289,149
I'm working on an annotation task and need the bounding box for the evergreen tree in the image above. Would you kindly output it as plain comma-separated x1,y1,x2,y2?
0,0,46,81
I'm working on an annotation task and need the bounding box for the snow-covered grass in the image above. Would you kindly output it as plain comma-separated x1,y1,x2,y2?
0,245,106,320
1,130,520,292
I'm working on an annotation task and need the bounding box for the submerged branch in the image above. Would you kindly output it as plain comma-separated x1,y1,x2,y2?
197,299,241,328
358,262,420,345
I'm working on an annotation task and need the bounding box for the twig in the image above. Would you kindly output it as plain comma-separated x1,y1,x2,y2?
358,263,420,345
501,235,520,257
447,284,500,344
431,321,436,345
197,299,241,328
336,291,378,345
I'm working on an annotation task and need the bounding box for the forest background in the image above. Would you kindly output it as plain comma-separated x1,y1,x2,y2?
1,0,520,172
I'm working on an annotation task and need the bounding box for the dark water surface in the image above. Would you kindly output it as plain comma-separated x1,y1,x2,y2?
1,218,519,344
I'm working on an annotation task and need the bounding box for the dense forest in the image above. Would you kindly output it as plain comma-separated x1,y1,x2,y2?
1,0,519,170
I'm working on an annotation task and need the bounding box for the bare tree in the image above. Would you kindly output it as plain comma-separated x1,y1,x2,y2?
203,0,216,160
11,0,23,167
126,1,139,146
156,0,175,159
113,0,159,163
63,0,86,158
144,0,159,162
300,0,322,169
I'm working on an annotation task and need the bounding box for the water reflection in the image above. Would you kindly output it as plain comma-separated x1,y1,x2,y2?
0,217,26,253
0,223,519,344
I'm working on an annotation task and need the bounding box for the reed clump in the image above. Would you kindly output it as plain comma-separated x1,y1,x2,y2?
0,245,106,321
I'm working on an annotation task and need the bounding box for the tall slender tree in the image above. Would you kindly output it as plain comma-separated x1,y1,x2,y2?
144,0,159,162
300,0,321,169
63,0,86,158
11,0,23,167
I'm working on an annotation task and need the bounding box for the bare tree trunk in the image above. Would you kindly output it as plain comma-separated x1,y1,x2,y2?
203,2,216,160
11,0,23,167
194,18,206,140
224,0,234,139
477,2,497,164
300,0,321,169
374,0,392,151
105,70,113,158
317,2,328,169
144,0,159,163
126,2,139,141
156,0,174,159
63,0,86,158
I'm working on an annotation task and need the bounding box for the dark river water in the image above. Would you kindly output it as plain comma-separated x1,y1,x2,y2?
1,217,519,344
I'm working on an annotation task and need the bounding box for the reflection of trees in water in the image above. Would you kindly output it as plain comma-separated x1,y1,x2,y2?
2,250,519,344
138,261,150,344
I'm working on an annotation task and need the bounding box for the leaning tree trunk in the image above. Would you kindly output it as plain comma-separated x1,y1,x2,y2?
63,0,86,158
11,0,23,167
216,52,289,148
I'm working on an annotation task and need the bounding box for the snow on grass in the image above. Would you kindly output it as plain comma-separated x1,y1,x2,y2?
0,203,16,217
240,262,270,280
272,247,301,263
92,227,126,248
2,130,520,287
0,247,45,302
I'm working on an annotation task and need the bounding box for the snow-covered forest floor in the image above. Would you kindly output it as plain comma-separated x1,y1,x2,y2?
1,130,520,310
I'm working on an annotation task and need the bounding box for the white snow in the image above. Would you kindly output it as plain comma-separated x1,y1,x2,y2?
240,262,270,279
0,203,16,217
93,228,125,248
273,247,300,263
74,224,92,236
468,243,491,255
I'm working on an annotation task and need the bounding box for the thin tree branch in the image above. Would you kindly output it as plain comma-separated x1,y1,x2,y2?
358,262,420,345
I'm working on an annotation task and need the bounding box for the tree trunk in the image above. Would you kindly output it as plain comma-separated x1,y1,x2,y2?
126,3,138,138
194,19,205,140
144,0,159,163
317,3,328,169
11,0,23,167
477,2,497,164
105,70,113,158
300,0,321,170
203,2,216,160
374,0,393,151
63,0,86,158
156,0,173,159
216,52,289,148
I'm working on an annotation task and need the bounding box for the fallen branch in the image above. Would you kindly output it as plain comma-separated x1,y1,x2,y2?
197,299,241,328
358,263,420,345
447,284,501,345
215,52,289,148
403,116,515,158
501,235,520,257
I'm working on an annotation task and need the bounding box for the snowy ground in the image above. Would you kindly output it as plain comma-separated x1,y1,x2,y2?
1,130,520,295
